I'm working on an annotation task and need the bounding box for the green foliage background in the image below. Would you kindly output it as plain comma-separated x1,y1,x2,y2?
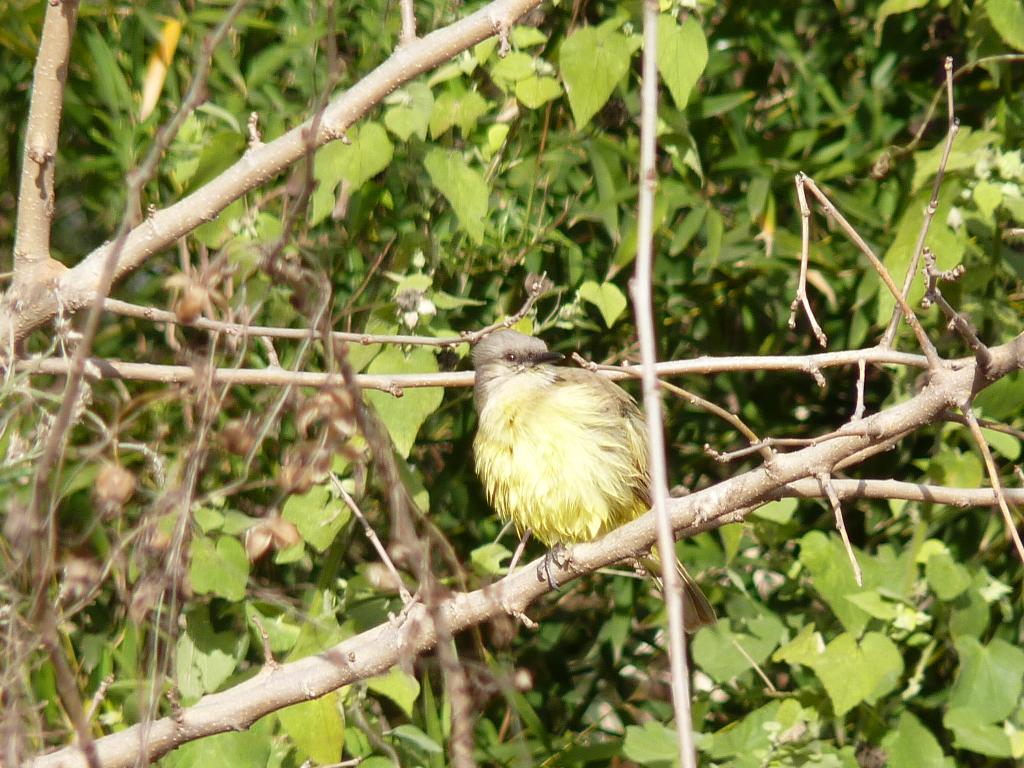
1,0,1023,765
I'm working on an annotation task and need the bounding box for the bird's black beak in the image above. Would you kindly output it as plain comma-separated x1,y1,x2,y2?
537,351,564,364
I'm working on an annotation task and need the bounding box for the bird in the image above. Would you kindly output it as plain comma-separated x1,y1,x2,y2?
471,329,715,631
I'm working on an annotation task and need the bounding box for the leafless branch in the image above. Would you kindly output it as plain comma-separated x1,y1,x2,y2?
797,173,942,369
101,272,548,348
883,56,959,347
16,346,934,393
818,472,863,586
960,406,1024,564
789,179,828,347
630,3,695,766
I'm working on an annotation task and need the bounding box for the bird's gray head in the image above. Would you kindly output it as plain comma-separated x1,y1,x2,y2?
471,330,563,411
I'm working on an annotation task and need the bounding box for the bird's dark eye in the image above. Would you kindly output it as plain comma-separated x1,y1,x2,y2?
505,352,517,363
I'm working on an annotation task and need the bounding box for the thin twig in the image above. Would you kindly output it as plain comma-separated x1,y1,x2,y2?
330,473,414,604
882,57,959,347
817,473,863,586
18,346,935,392
797,174,942,370
960,407,1024,564
921,248,993,370
790,179,828,347
852,358,867,421
778,477,1024,507
249,615,279,670
102,272,548,348
891,54,1024,157
631,3,695,766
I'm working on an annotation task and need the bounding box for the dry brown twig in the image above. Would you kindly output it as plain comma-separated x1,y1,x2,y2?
631,1,696,765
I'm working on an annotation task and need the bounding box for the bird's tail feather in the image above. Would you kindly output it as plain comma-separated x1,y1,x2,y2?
642,551,716,632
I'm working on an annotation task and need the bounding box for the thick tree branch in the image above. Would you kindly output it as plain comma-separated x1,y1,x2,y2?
0,0,544,349
12,0,79,273
29,333,1023,768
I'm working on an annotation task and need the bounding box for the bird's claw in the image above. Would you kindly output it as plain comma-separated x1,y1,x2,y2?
537,543,568,588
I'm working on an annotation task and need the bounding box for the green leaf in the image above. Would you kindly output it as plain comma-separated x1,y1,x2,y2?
368,666,421,717
429,86,489,137
949,636,1024,723
311,122,394,224
389,723,442,754
578,280,628,327
515,75,562,109
384,82,434,141
943,708,1013,758
881,711,950,768
912,128,1001,191
160,731,271,768
470,541,512,575
560,20,634,128
752,498,797,524
925,552,972,600
812,632,903,716
489,51,535,87
423,148,489,244
278,693,344,764
981,427,1021,460
986,0,1024,51
176,605,248,701
656,15,707,110
622,721,679,767
282,484,352,553
189,535,249,601
364,346,444,457
773,623,824,667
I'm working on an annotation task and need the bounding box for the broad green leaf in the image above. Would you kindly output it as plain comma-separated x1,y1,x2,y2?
981,426,1021,460
470,541,512,575
578,280,628,327
368,666,421,717
278,693,344,764
423,148,489,244
189,535,249,601
489,51,535,87
752,498,797,524
949,636,1024,723
773,623,824,667
511,26,547,48
707,701,783,759
622,721,679,767
429,87,489,137
944,708,1013,758
656,15,707,110
845,590,899,619
311,122,394,224
912,128,1001,191
384,82,434,141
925,551,972,600
364,345,444,457
975,371,1024,421
812,632,903,715
560,20,634,128
987,0,1024,51
881,711,950,768
282,485,352,553
515,75,562,109
176,605,248,700
160,731,270,768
